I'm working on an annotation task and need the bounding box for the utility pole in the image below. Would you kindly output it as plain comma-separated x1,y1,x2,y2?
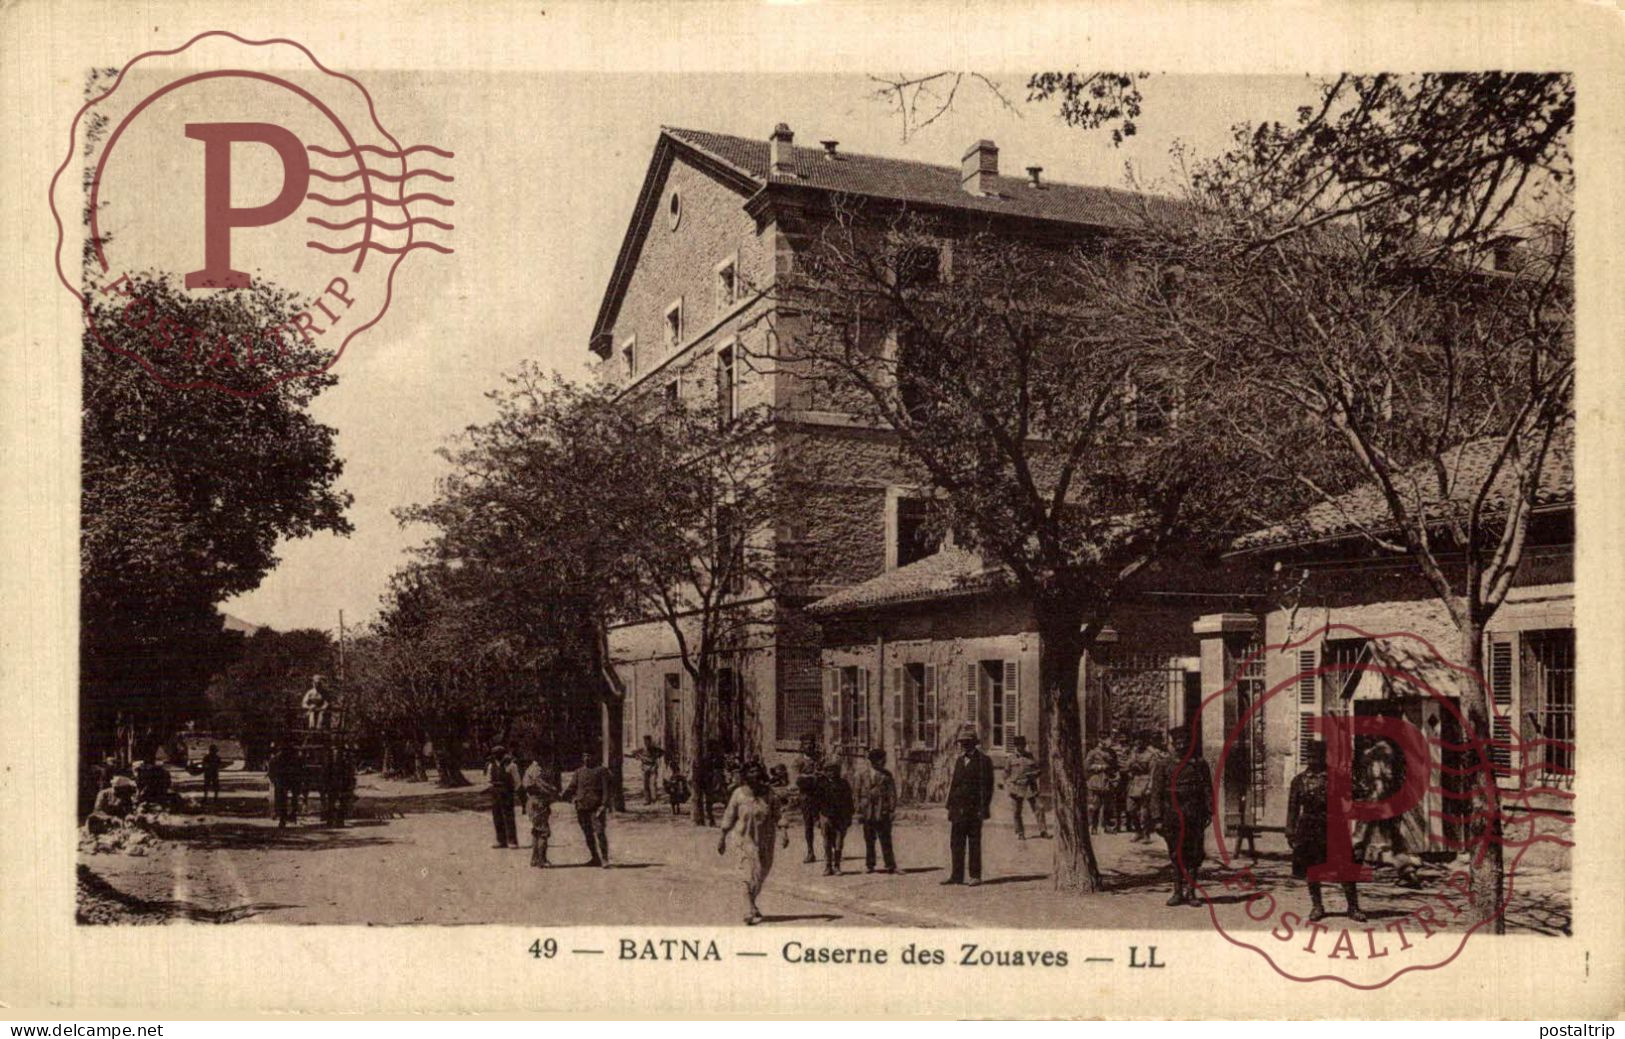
338,609,347,684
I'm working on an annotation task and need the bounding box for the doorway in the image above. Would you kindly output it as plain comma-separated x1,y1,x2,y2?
663,673,683,766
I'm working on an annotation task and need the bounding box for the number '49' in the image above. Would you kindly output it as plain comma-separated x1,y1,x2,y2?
529,938,557,959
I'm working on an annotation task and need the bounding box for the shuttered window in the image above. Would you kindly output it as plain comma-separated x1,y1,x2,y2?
858,668,871,749
892,666,906,750
1488,636,1516,773
1297,647,1319,768
1003,660,1020,750
825,667,842,751
965,662,980,742
923,664,938,749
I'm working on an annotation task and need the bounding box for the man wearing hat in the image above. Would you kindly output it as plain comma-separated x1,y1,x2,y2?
562,750,615,867
942,722,995,886
486,745,521,849
86,774,136,835
1148,725,1213,906
855,748,899,873
1003,735,1048,840
1124,730,1160,842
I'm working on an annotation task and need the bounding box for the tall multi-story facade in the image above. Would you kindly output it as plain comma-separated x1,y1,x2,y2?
589,123,1169,774
588,125,1578,849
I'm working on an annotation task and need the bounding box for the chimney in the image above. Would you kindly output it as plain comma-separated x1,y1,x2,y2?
1026,165,1044,188
770,123,795,176
1491,235,1522,272
820,139,840,159
961,139,998,195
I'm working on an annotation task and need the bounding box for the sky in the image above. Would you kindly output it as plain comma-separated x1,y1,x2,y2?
220,71,1323,635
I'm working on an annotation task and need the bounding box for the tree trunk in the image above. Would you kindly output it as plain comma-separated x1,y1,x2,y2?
1458,620,1506,934
602,697,627,812
589,617,628,811
432,730,471,788
690,667,711,825
1038,619,1105,892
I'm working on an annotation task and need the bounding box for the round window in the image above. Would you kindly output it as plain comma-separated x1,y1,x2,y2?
668,191,682,230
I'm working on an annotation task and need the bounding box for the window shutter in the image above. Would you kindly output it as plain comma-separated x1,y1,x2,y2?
892,666,905,749
965,662,979,739
1489,637,1516,775
859,669,871,749
826,667,841,750
1003,660,1020,751
1297,648,1319,768
924,664,938,749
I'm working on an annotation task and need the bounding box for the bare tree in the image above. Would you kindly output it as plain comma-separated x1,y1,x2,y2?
1080,72,1575,929
869,70,1144,143
769,203,1247,891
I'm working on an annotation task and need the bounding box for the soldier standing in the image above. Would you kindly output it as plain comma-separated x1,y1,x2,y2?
1149,726,1213,906
562,751,614,867
1084,738,1118,834
267,743,298,827
1124,732,1157,842
635,735,665,805
1288,740,1366,922
1003,735,1048,840
1107,730,1131,832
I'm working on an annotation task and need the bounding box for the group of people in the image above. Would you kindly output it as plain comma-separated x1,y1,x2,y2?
787,738,899,876
82,750,208,835
1083,727,1190,839
486,747,614,869
266,743,356,828
475,719,1425,927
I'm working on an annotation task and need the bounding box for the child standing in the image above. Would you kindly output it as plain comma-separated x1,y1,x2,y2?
522,757,560,868
815,759,854,876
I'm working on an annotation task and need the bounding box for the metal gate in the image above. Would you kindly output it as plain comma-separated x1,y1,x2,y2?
1084,651,1191,746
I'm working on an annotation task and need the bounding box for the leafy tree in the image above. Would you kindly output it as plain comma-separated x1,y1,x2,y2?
205,628,336,768
777,209,1247,890
81,275,352,761
400,367,780,821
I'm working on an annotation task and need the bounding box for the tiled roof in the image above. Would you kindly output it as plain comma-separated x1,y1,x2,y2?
807,547,1009,615
1232,426,1575,552
664,126,1156,229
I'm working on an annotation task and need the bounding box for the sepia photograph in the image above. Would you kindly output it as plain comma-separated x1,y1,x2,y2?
3,0,1620,1022
67,61,1576,943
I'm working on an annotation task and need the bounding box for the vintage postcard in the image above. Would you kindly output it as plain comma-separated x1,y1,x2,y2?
1,0,1622,1020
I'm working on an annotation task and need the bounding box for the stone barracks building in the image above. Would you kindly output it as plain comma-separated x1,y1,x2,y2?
590,122,1197,777
591,124,1577,834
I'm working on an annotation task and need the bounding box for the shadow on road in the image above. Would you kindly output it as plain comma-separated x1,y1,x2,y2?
168,822,395,852
76,864,300,924
975,873,1048,887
